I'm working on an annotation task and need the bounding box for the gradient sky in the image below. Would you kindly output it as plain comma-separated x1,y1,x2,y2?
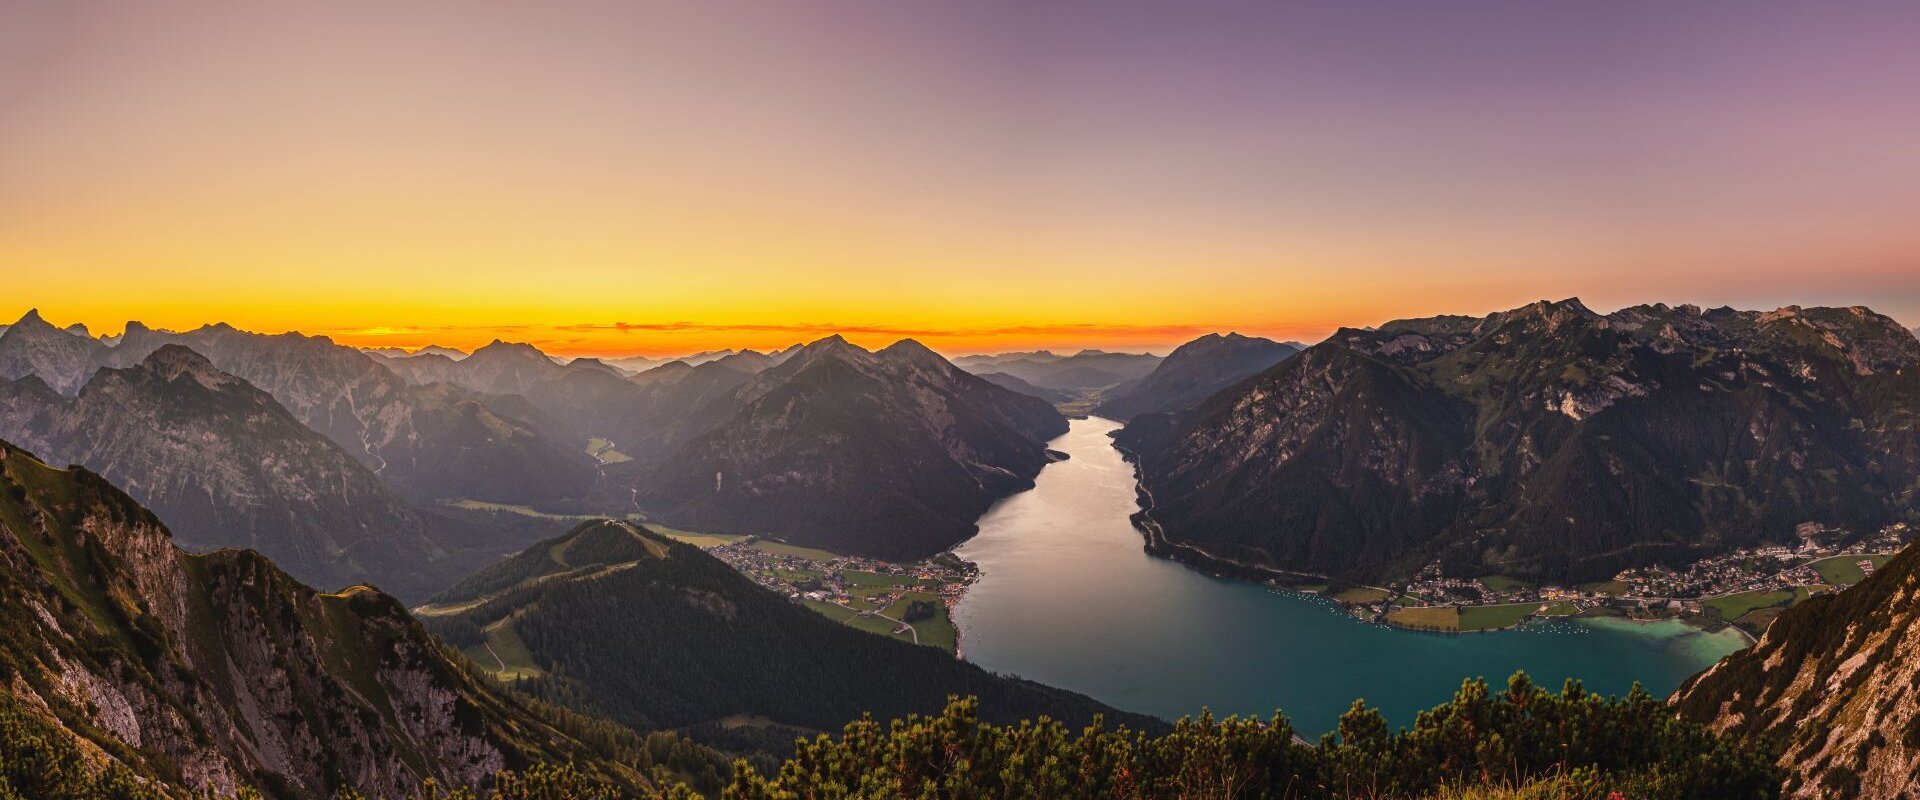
4,0,1919,356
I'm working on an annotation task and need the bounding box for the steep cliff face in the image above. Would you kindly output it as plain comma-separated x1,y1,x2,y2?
0,440,642,798
0,346,482,598
1674,542,1920,799
1120,300,1920,583
636,337,1068,559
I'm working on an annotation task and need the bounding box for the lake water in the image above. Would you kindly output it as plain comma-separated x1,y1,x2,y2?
952,417,1747,735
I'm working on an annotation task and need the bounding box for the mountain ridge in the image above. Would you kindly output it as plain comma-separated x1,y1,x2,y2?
1118,300,1920,584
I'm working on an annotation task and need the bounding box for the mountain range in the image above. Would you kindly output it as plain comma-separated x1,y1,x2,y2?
0,438,666,799
956,349,1164,393
0,311,595,506
1118,299,1920,585
0,345,494,598
0,312,1076,566
373,333,1067,559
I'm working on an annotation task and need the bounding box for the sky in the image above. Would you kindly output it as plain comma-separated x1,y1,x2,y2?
3,0,1919,357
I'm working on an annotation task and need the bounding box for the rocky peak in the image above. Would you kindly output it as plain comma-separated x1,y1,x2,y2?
1474,297,1600,337
781,334,874,371
11,308,50,329
470,339,548,360
137,344,234,388
0,309,109,394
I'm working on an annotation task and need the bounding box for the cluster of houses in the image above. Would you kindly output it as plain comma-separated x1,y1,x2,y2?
1349,522,1914,621
702,538,976,614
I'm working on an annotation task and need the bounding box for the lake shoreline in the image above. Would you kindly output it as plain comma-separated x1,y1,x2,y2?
1108,426,1764,643
954,417,1745,735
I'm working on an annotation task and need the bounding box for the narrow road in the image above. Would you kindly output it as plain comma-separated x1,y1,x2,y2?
878,613,920,645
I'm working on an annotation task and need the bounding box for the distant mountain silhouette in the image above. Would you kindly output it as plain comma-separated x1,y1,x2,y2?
1095,332,1299,420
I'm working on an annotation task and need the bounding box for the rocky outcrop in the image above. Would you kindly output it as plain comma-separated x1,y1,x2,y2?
0,440,643,798
1674,541,1920,798
1120,299,1920,584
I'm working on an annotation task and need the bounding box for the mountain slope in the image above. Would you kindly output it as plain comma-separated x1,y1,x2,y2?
0,439,648,799
1119,300,1920,584
419,520,1154,745
1674,540,1920,798
1095,332,1300,420
0,346,501,599
636,337,1068,559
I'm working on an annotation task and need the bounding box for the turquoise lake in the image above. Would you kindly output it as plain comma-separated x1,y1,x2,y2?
951,417,1747,735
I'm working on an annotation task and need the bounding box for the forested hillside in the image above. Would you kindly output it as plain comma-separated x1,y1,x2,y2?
420,520,1150,754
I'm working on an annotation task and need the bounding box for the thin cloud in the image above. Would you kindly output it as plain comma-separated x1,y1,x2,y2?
546,320,1312,339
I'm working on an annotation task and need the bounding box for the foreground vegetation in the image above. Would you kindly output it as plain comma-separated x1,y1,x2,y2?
5,664,1778,800
718,675,1776,800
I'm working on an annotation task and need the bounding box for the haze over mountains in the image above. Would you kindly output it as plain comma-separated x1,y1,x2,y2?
1119,299,1920,585
954,349,1163,394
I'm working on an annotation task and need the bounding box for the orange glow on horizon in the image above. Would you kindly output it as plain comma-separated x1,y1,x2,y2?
5,2,1919,354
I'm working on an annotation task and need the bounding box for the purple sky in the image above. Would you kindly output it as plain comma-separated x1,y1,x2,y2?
3,0,1918,351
